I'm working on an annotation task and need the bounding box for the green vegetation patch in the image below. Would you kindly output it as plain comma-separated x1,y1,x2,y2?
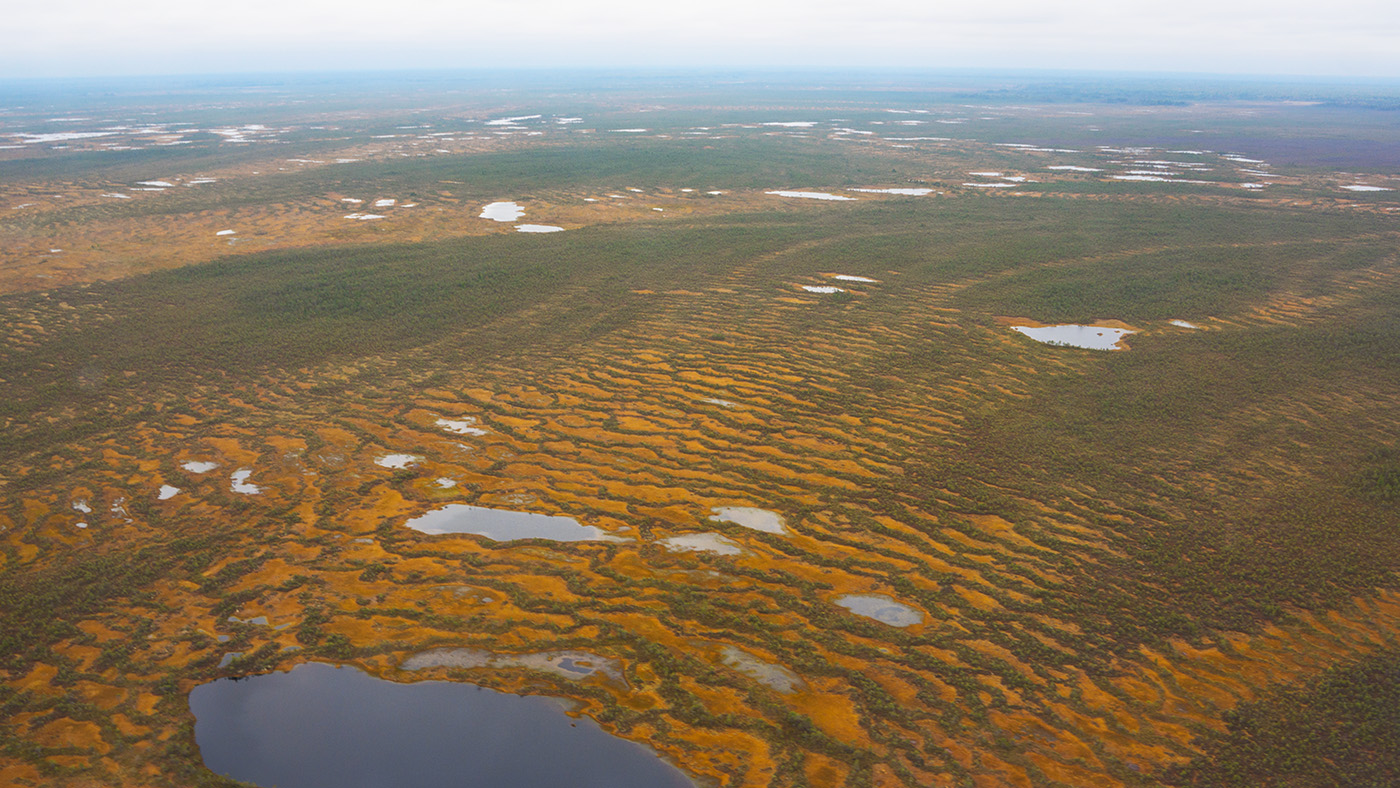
1166,646,1400,787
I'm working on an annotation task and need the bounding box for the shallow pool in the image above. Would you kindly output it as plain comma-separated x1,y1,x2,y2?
708,506,786,534
404,504,622,541
834,594,924,627
1011,324,1135,350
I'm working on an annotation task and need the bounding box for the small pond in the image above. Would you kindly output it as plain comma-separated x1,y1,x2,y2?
404,504,623,542
480,201,524,221
190,661,692,788
834,594,925,627
230,469,262,495
708,506,786,534
659,533,744,555
1011,324,1135,350
718,646,804,693
402,647,625,684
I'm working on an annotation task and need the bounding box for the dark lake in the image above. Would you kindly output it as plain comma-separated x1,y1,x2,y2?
189,662,693,788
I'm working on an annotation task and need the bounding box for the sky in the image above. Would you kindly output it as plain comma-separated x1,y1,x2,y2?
4,0,1399,80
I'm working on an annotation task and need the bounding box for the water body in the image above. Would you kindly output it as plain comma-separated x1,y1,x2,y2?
230,469,262,494
190,662,692,788
835,594,925,627
709,506,786,534
765,190,856,201
404,504,622,541
480,201,524,221
402,648,624,683
1011,324,1135,350
659,533,744,555
718,646,804,693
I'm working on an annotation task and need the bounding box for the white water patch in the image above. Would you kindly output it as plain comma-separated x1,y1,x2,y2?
216,229,236,236
963,183,1016,188
516,224,564,233
182,460,218,474
1047,165,1102,172
435,478,458,489
802,285,845,294
762,121,818,127
659,533,744,555
883,136,951,141
187,179,217,185
480,201,524,221
401,648,624,683
373,199,396,207
766,190,857,201
14,131,116,144
1169,320,1199,329
835,594,924,627
343,213,386,220
230,470,262,495
719,646,804,693
341,198,363,203
610,128,649,133
485,115,541,126
706,191,724,195
1011,324,1135,350
137,180,174,187
436,418,488,436
72,500,92,514
404,505,624,542
969,171,1002,177
832,275,879,283
709,506,786,534
376,454,422,469
1111,175,1212,184
102,193,131,199
848,187,932,196
1240,183,1267,189
158,485,180,500
1342,185,1393,192
557,117,583,124
699,397,738,408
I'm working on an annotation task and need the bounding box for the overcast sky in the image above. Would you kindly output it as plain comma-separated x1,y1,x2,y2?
4,0,1399,79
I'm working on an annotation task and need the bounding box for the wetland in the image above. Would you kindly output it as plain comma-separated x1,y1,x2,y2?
2,70,1399,788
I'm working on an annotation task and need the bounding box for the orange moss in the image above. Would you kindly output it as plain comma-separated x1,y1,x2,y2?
33,719,110,754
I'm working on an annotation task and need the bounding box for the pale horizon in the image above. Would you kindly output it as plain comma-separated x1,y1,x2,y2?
5,0,1400,81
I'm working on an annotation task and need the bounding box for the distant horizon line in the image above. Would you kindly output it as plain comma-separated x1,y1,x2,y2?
4,65,1400,87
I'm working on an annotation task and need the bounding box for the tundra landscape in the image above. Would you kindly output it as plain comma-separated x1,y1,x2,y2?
1,73,1399,787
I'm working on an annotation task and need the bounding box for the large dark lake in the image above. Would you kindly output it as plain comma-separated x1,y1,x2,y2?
189,662,693,788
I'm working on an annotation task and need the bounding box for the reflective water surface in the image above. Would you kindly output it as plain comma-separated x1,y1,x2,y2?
190,662,692,788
